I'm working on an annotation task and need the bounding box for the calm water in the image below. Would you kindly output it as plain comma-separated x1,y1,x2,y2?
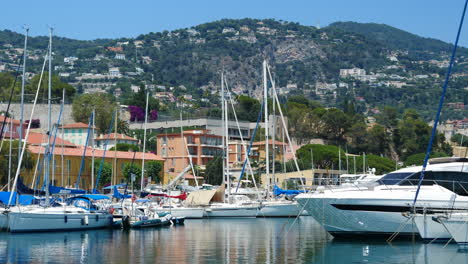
1,217,468,263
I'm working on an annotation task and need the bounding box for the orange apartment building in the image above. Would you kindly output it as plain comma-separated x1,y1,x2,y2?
157,130,288,183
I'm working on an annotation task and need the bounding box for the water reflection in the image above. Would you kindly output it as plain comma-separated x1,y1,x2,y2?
0,217,468,263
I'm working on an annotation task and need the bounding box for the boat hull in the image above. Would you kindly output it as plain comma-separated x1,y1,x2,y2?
204,205,259,218
441,214,468,247
258,201,308,217
414,214,451,242
8,211,113,233
158,207,204,219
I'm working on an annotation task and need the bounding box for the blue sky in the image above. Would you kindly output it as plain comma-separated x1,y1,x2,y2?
0,0,466,46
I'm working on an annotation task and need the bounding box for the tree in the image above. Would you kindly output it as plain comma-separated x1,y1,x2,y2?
0,140,33,185
26,73,76,101
204,156,223,185
122,163,142,189
92,160,112,188
72,93,117,134
145,161,163,183
404,152,447,167
451,133,468,147
234,95,261,122
109,143,139,152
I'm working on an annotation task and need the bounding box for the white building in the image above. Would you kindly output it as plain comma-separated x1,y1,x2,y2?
339,68,366,78
60,122,95,146
109,67,121,77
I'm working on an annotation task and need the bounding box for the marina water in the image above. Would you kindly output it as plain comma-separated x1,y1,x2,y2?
1,217,468,263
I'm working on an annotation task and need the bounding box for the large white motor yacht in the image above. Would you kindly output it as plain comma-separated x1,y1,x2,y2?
295,158,468,238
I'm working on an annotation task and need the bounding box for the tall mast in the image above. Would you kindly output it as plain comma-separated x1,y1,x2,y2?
61,89,65,186
45,27,53,204
224,74,230,202
140,91,149,191
8,116,13,191
263,60,269,196
19,27,28,170
113,110,118,185
221,72,226,203
91,108,95,190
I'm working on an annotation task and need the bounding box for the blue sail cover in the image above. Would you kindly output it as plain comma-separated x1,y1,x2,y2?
49,185,86,195
113,186,131,199
273,185,306,196
0,192,35,205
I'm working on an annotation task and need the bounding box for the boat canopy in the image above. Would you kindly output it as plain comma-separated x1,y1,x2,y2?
273,185,306,196
0,192,35,205
49,185,86,195
113,186,131,199
185,190,217,206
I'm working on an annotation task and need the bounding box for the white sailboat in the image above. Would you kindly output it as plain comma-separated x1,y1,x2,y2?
257,60,307,217
204,72,260,218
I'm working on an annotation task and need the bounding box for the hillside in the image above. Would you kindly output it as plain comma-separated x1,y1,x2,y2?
0,19,466,121
329,21,468,60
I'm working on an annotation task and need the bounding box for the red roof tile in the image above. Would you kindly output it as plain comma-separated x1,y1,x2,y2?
28,145,164,161
0,116,21,125
27,132,75,147
60,122,91,129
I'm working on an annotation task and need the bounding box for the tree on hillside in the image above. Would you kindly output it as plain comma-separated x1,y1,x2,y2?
72,93,117,134
451,133,468,147
26,73,76,101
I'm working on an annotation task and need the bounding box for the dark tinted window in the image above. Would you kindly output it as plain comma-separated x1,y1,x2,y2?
378,172,414,185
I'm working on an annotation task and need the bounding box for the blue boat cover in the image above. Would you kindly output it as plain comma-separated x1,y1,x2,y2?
113,186,131,199
0,192,35,205
272,185,306,196
74,194,110,200
49,185,86,195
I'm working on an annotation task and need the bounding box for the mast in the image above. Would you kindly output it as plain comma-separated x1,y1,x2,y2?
8,116,12,191
140,91,149,191
113,110,118,185
61,89,65,186
263,60,270,196
338,147,341,174
45,27,53,204
363,152,366,174
19,27,28,173
272,76,276,190
91,108,95,190
224,76,230,202
221,71,227,203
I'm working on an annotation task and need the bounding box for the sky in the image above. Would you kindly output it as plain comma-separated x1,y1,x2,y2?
0,0,467,46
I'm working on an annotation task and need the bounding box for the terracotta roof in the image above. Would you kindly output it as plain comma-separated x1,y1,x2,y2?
252,140,287,146
28,145,164,161
60,122,91,129
27,132,75,147
96,133,138,141
0,116,21,125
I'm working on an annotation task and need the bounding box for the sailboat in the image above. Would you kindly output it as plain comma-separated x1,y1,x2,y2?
6,29,112,232
203,72,260,218
256,60,307,217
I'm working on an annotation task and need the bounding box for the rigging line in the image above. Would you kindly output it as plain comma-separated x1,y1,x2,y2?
93,110,117,193
413,0,468,206
235,99,265,193
7,47,49,207
0,48,25,150
223,76,260,197
75,111,94,189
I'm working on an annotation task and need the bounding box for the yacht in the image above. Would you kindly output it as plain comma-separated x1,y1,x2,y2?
438,212,468,247
295,158,468,238
8,195,113,232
